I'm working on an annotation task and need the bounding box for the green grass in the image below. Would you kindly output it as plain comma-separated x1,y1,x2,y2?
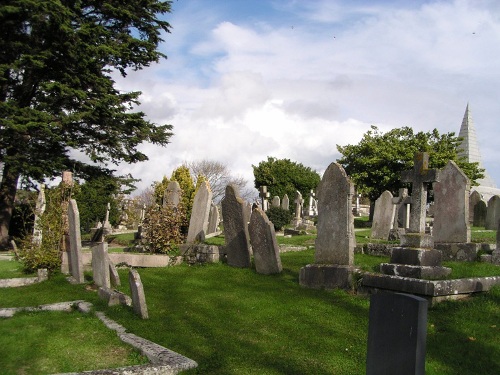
0,257,34,278
471,227,497,243
1,230,499,374
0,311,148,374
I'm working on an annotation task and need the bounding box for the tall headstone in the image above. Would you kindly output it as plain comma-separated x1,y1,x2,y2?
371,190,394,240
380,153,450,279
129,269,148,319
473,200,487,227
485,195,500,230
366,293,428,375
91,242,110,289
207,203,220,234
102,202,112,235
281,194,289,211
221,185,251,268
249,207,282,275
32,184,46,246
60,171,73,273
67,199,84,284
299,163,357,289
292,190,303,227
186,180,212,243
469,190,482,223
433,161,471,243
307,189,316,216
163,180,182,208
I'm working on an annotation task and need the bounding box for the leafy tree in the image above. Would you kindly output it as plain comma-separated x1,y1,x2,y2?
0,1,174,248
252,157,321,213
151,176,170,206
171,166,195,232
336,126,484,204
266,206,293,231
187,160,253,203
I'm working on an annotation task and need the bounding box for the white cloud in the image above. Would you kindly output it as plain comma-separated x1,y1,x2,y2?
112,0,500,194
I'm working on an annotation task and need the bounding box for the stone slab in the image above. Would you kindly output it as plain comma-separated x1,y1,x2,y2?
435,243,483,262
380,264,451,279
361,273,500,298
400,233,434,249
98,287,132,307
390,248,443,266
299,264,359,290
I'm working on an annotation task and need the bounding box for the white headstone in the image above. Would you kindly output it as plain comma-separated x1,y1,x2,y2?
371,191,394,240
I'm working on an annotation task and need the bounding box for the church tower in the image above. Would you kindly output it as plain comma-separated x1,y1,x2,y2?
458,103,497,188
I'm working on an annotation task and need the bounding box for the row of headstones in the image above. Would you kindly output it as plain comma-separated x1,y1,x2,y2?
371,160,480,243
66,198,148,319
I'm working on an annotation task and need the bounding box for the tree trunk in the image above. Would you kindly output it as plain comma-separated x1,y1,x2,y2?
0,162,20,249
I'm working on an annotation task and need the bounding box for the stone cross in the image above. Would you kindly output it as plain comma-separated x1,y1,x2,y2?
401,152,439,233
259,186,270,211
294,191,303,220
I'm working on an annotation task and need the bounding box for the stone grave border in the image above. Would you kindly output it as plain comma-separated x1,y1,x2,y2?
0,300,197,375
0,268,48,288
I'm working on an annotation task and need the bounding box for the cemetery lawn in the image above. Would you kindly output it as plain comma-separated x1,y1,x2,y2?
1,246,499,374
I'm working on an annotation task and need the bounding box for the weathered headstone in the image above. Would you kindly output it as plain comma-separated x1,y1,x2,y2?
67,199,85,284
207,203,220,234
392,188,410,230
366,293,428,375
299,163,357,289
249,207,282,275
32,184,46,246
60,171,73,273
306,189,316,216
473,200,487,227
371,190,394,240
433,161,471,243
469,190,483,223
91,242,110,289
129,269,148,319
281,194,289,211
380,153,450,279
221,185,251,268
186,180,212,243
291,190,304,227
108,257,121,287
271,196,280,208
102,202,112,235
485,195,500,230
163,180,182,208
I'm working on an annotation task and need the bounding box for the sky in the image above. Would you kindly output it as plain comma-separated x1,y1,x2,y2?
112,0,500,196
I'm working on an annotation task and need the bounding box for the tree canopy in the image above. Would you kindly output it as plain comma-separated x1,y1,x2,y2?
336,126,484,202
0,0,174,246
252,157,321,212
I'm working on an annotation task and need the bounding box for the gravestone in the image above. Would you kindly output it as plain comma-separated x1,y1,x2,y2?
67,199,85,284
366,293,428,375
473,200,487,227
186,180,213,243
102,202,112,235
433,161,471,243
380,153,450,279
291,191,304,227
164,180,182,208
371,190,394,240
259,186,270,211
492,220,500,264
221,185,251,268
392,188,410,230
299,163,357,289
108,257,121,287
32,184,46,246
485,195,500,230
207,203,220,234
91,242,110,289
281,194,289,210
60,171,73,272
249,207,282,275
306,190,316,216
469,190,482,224
129,269,148,319
271,196,280,208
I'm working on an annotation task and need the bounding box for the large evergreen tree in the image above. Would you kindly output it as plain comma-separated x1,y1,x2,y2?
0,1,174,247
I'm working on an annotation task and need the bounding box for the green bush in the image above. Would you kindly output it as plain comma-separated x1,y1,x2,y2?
141,203,187,254
266,206,292,231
